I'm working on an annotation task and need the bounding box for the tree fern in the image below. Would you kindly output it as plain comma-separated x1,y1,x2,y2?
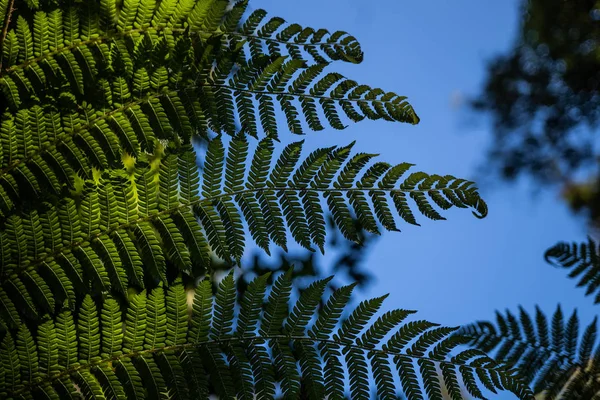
545,238,600,304
0,1,525,399
0,273,532,399
460,305,600,399
0,138,487,325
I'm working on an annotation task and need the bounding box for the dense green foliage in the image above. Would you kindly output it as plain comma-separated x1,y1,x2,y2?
0,0,540,399
0,272,533,399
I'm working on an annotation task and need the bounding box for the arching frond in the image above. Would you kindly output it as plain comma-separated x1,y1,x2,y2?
0,138,487,324
0,274,532,400
204,53,419,139
460,305,600,399
545,238,600,304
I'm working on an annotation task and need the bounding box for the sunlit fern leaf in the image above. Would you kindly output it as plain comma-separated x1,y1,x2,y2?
78,295,100,363
0,5,415,214
459,305,600,399
0,273,528,399
545,238,600,304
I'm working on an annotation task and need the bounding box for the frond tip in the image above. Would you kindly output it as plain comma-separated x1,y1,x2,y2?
199,137,488,258
460,305,600,399
0,273,531,400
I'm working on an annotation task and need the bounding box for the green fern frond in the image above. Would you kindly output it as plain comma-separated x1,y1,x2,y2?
2,0,362,68
545,238,600,304
0,2,508,398
460,305,600,399
204,54,419,138
0,137,486,324
0,274,532,400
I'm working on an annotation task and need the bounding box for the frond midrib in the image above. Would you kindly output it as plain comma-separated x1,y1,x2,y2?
1,185,464,281
212,83,416,108
464,331,577,371
228,31,356,52
0,0,16,71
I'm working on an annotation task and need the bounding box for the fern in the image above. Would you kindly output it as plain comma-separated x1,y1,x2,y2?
0,273,532,399
545,238,600,304
0,138,486,325
0,0,435,329
0,1,521,399
460,306,600,399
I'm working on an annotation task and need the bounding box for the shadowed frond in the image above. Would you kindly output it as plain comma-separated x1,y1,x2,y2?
210,53,419,138
0,273,532,400
201,136,487,256
460,305,600,399
545,238,600,304
0,137,486,325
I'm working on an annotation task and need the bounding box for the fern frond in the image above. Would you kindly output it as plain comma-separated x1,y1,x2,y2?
0,138,487,324
0,50,417,211
200,137,486,252
202,54,419,139
0,274,532,400
0,5,503,398
460,305,600,399
545,238,600,304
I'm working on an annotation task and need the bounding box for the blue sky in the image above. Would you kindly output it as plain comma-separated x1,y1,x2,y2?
248,0,597,396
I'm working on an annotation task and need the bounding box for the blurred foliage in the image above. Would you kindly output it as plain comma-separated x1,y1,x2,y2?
474,0,600,230
561,172,600,235
474,0,600,184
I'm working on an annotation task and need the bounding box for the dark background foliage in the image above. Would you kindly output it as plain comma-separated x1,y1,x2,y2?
473,0,600,230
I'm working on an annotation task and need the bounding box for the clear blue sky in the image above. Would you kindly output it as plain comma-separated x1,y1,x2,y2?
249,0,597,396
